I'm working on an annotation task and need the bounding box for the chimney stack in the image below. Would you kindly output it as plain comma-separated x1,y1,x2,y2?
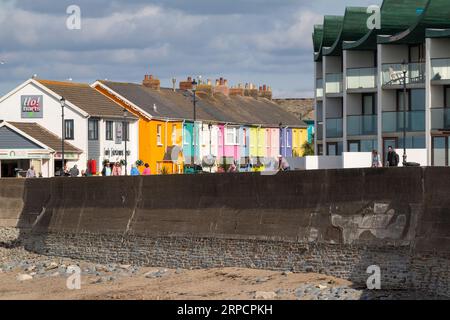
213,76,229,96
142,73,161,91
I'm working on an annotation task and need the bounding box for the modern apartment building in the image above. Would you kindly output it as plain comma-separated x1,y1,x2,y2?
313,0,450,166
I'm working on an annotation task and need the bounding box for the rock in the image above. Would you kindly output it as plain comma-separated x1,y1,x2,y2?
304,266,314,273
256,277,269,283
275,289,286,295
317,284,328,290
25,265,36,272
91,277,103,284
45,262,58,271
281,271,292,276
119,264,131,270
144,269,168,279
254,291,277,300
50,272,60,277
175,268,183,274
16,274,33,281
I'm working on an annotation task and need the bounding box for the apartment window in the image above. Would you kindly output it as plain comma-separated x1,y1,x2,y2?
105,121,113,140
348,141,360,152
88,119,98,140
362,94,376,115
64,120,74,140
171,124,177,145
242,129,247,147
157,124,162,146
225,127,238,145
287,130,291,148
122,122,129,141
397,89,425,111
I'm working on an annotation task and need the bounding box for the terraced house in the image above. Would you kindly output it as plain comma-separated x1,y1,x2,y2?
313,0,450,167
94,74,307,173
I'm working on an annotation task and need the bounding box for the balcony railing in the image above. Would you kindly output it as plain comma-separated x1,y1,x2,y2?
316,78,323,98
347,115,377,136
431,58,450,81
431,108,450,130
381,63,425,86
317,123,323,140
346,67,377,90
382,111,425,133
325,73,343,94
326,118,343,138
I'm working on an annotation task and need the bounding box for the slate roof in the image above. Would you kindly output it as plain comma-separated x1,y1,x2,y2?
8,122,82,153
37,80,137,119
99,81,307,128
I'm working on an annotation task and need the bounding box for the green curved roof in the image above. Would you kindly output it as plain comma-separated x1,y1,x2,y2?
378,0,450,44
342,0,428,50
314,15,344,61
313,25,323,53
323,7,370,56
426,28,450,38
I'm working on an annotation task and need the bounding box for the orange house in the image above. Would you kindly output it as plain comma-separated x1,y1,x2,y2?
91,81,183,174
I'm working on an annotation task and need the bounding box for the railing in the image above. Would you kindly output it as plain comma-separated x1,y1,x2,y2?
431,108,450,130
431,58,450,81
381,63,425,86
326,118,343,138
316,78,323,98
346,67,377,89
325,73,343,94
382,111,425,133
347,115,377,136
317,123,323,140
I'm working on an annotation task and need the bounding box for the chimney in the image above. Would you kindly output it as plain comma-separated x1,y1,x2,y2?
172,78,177,92
263,85,267,91
215,79,220,86
142,73,161,91
179,76,194,90
207,79,212,86
258,84,273,100
213,76,229,96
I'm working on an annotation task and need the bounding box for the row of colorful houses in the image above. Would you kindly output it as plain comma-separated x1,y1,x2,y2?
0,75,309,177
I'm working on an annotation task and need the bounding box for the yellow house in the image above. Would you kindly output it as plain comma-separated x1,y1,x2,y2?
249,126,266,171
92,80,184,174
292,127,308,157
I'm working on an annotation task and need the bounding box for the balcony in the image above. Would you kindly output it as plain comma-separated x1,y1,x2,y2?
316,78,323,98
346,67,377,90
382,111,425,133
326,118,343,138
347,115,377,136
431,58,450,82
431,108,450,130
381,63,425,86
325,73,343,95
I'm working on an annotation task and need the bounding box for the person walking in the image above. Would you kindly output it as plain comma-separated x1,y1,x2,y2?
130,163,140,176
26,166,36,178
371,150,381,168
142,163,151,175
69,164,79,177
386,146,399,167
227,161,238,173
101,161,112,176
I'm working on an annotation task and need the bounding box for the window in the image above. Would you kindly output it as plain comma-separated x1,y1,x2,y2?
122,122,129,141
88,119,98,140
171,124,177,145
265,129,270,148
348,141,360,152
157,124,162,145
225,127,238,145
242,129,247,146
362,94,376,115
105,121,113,141
64,120,74,140
397,89,425,111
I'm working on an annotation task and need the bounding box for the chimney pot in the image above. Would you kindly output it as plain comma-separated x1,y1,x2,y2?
259,86,263,91
263,85,267,91
149,75,153,80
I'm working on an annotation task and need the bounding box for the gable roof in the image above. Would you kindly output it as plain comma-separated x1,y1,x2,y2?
36,80,137,119
96,81,307,128
6,122,82,153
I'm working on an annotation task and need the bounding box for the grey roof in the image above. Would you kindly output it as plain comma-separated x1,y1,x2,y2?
99,81,307,128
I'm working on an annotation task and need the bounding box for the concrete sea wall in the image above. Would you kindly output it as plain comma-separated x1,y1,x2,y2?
0,168,449,296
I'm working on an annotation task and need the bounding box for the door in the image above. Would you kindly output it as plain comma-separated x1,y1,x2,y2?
383,138,398,166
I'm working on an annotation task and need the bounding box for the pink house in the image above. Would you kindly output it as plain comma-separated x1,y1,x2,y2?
218,124,240,166
265,128,280,159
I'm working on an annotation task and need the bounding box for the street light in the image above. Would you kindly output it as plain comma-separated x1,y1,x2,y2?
401,60,408,166
123,108,128,176
191,79,198,167
60,97,65,176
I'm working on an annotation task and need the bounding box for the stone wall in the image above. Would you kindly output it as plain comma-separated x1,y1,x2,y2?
1,167,449,296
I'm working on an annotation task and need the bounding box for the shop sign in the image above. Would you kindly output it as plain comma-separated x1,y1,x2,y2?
21,95,43,118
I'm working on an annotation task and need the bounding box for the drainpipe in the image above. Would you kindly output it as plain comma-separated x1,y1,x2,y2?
165,119,168,153
182,120,185,168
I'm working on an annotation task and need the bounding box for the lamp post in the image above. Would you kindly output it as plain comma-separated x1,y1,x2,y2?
401,60,408,166
123,108,128,176
191,79,198,167
60,97,65,176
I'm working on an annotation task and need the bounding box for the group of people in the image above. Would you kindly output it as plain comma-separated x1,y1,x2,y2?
371,146,400,168
101,161,151,176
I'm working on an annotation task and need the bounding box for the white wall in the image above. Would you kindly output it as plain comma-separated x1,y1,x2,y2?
199,123,219,171
342,152,372,168
396,148,427,167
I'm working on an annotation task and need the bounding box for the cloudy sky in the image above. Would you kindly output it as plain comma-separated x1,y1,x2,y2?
0,0,382,98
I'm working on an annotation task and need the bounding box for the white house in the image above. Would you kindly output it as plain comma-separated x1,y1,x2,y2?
0,79,139,176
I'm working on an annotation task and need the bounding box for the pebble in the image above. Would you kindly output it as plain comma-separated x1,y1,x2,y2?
254,291,277,300
16,274,33,281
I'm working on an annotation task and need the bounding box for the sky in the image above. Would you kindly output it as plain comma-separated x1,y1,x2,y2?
0,0,382,98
